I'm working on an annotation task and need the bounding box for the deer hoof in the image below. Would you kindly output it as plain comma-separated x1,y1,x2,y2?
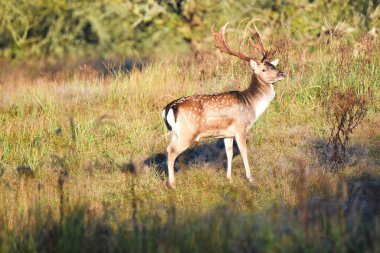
247,177,254,183
166,181,176,189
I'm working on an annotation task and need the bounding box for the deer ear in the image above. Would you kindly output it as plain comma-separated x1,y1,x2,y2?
270,59,279,66
249,59,259,71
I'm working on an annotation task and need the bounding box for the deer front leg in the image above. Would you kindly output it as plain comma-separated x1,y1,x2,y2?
224,137,233,181
235,132,253,182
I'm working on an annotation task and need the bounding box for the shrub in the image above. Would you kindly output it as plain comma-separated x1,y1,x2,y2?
326,89,371,169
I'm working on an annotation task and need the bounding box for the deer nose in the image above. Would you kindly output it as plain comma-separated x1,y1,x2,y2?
278,71,287,78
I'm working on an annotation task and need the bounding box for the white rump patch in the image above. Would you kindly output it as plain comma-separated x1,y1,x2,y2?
166,108,176,128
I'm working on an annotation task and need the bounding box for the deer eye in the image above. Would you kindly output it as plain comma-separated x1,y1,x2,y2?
262,69,266,72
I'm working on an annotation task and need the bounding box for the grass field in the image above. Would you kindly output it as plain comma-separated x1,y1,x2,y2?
1,35,380,252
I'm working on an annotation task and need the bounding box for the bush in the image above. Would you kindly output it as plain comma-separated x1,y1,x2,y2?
326,89,371,168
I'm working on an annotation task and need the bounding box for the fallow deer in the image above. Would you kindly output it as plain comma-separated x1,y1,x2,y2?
162,23,287,188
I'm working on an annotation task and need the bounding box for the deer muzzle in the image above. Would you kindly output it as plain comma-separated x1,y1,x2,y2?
278,71,287,79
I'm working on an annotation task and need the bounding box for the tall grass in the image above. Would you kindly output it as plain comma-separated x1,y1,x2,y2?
0,34,380,252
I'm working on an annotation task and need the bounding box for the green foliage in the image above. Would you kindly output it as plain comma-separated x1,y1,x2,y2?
0,3,380,251
0,0,378,59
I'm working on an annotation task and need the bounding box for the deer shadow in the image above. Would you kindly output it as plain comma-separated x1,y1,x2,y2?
143,139,240,175
310,138,377,169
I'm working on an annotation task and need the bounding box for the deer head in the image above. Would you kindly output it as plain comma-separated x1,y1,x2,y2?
211,23,287,85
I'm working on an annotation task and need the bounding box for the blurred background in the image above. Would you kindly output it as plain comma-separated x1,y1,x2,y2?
1,2,380,252
0,0,379,60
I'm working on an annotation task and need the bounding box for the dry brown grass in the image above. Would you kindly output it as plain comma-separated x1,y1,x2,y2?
0,36,380,252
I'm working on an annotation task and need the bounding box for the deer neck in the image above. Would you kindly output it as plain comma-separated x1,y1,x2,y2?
244,74,274,95
242,74,275,118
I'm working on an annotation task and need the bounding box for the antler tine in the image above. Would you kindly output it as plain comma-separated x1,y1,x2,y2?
211,23,251,62
248,26,267,59
265,47,278,60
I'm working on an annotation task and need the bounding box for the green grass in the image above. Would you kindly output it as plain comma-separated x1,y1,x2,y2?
0,37,380,252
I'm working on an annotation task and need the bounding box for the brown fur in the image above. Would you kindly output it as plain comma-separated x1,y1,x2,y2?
162,62,286,188
162,24,287,188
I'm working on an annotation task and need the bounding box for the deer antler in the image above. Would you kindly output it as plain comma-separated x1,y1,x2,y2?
249,26,266,56
211,23,253,62
248,26,277,61
211,23,276,62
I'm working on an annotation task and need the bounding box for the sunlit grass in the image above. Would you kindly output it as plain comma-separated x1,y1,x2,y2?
0,37,379,252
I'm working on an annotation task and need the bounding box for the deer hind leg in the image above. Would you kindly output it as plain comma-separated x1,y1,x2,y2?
166,135,194,188
235,132,253,182
224,137,233,181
